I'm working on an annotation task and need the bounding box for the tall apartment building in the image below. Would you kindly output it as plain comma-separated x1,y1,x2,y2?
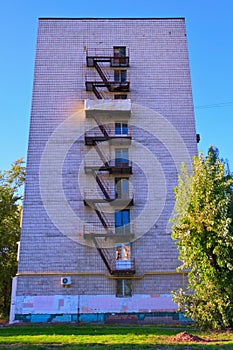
10,18,198,323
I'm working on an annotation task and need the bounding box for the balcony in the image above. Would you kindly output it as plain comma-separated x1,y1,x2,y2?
85,131,132,146
86,81,130,94
84,99,131,118
108,160,133,174
113,258,136,275
83,190,134,208
91,234,136,275
83,224,135,243
84,160,133,175
87,57,129,68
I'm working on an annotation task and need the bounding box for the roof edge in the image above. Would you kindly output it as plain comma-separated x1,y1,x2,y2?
38,17,185,21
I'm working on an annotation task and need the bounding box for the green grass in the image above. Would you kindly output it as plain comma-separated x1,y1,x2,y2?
0,324,233,349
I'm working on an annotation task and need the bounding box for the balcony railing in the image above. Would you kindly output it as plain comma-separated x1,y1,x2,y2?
114,258,136,273
83,223,135,241
84,130,132,146
84,160,133,174
86,81,130,93
83,190,134,207
86,48,129,67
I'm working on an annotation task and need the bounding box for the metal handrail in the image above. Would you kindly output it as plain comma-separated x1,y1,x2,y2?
84,223,134,235
86,47,129,57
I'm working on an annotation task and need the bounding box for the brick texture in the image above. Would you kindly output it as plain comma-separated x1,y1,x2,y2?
12,18,197,320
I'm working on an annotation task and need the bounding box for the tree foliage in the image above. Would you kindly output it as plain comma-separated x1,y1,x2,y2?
171,147,233,329
0,159,25,318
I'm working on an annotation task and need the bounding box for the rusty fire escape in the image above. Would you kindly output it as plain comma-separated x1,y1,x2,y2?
84,48,135,275
85,48,130,99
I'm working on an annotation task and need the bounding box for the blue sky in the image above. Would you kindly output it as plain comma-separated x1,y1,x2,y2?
1,0,233,171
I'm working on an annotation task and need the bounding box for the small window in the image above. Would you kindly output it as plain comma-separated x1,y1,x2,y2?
115,243,131,260
115,210,130,228
112,47,128,67
115,122,128,135
114,94,128,100
116,279,132,297
114,70,127,83
115,148,129,165
115,211,130,234
114,46,126,58
115,178,129,198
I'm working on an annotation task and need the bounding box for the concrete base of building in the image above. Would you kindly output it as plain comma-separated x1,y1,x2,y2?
11,292,192,324
14,311,191,324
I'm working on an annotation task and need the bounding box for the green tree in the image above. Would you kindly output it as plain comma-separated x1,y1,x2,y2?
0,159,25,318
171,147,233,329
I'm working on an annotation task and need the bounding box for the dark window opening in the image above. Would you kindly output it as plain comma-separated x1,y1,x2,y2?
111,47,129,67
114,47,126,58
114,70,127,83
116,279,132,297
114,94,128,99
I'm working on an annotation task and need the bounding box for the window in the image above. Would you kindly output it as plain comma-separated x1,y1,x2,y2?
114,94,128,100
115,148,128,165
113,46,126,58
116,279,132,297
112,47,127,67
115,243,131,260
115,210,130,234
115,243,132,269
115,122,128,135
115,178,129,198
114,70,127,83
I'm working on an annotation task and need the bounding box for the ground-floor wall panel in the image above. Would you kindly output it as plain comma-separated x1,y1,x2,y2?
13,293,189,324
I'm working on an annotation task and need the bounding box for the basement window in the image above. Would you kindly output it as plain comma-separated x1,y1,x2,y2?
116,279,132,297
114,94,128,99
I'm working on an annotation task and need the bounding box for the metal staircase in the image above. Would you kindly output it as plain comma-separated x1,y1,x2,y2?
93,171,111,201
94,203,111,231
86,50,130,99
84,47,135,275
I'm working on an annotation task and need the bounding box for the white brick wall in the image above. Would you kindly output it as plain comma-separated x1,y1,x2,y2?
14,18,197,317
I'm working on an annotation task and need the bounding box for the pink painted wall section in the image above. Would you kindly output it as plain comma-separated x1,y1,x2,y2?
15,294,177,314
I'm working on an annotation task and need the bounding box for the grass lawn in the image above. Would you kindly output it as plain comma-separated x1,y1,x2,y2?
0,324,233,349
